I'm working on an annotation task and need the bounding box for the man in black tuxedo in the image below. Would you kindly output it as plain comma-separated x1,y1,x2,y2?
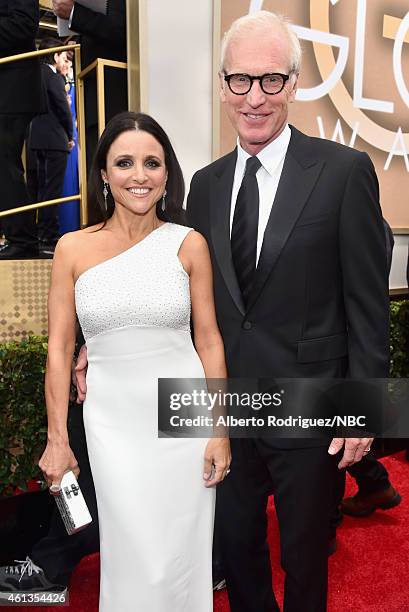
29,38,74,256
186,11,389,612
52,0,127,169
0,0,47,259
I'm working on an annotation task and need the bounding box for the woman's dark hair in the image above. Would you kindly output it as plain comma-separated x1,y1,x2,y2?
87,111,186,227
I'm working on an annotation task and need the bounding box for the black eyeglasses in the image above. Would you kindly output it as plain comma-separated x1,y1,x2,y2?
224,73,290,95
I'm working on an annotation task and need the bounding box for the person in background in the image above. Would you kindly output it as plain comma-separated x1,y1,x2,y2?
59,43,81,234
52,0,126,67
29,37,74,257
52,0,127,171
0,0,47,259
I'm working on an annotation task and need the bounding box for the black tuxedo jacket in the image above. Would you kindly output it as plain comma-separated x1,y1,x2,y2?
71,0,127,67
71,0,127,137
0,0,47,115
29,64,73,152
187,126,389,447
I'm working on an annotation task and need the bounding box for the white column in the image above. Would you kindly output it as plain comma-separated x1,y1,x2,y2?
140,0,213,193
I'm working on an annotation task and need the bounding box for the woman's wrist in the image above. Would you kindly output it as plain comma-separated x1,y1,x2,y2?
47,431,69,445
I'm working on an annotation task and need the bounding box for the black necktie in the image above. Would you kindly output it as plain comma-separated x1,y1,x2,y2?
231,156,262,306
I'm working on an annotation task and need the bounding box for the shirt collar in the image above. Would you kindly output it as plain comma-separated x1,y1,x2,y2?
236,124,291,177
47,64,57,74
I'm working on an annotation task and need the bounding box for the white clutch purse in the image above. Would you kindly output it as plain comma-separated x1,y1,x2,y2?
49,471,93,535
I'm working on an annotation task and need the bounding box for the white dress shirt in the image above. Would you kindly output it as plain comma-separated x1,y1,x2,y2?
230,124,291,265
68,6,75,28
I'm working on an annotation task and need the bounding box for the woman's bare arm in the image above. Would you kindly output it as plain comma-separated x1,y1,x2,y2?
179,231,231,487
39,234,80,486
181,231,226,378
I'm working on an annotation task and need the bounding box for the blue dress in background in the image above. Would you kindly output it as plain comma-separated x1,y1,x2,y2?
59,81,80,234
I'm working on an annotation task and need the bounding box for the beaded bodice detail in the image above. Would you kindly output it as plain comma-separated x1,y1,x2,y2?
75,223,193,341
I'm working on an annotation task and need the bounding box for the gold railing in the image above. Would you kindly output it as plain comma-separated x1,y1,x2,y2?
0,44,85,223
77,58,128,138
76,58,127,227
0,195,81,216
0,44,127,228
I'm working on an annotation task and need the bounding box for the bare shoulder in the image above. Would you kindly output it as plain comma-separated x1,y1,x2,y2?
53,224,105,269
180,229,209,256
179,229,211,275
56,224,104,251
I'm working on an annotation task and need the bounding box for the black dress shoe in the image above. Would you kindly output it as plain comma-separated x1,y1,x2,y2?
341,485,401,517
0,243,38,259
328,536,337,556
39,243,55,258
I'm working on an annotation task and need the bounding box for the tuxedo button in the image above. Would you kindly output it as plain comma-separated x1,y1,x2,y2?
242,321,252,330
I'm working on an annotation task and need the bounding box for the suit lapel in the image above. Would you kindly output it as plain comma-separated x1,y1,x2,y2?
247,128,325,311
210,150,246,316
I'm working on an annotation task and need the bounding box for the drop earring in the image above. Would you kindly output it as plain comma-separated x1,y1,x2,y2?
161,189,167,212
103,181,109,209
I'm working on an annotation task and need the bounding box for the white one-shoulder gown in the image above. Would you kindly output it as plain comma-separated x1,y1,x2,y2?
75,223,215,612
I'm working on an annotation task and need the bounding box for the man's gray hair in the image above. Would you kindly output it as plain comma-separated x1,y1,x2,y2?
220,10,301,76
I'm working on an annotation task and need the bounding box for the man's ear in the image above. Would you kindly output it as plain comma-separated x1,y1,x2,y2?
219,72,226,103
289,73,298,103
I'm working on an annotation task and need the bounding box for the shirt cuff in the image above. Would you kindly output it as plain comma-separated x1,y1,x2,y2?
68,5,75,29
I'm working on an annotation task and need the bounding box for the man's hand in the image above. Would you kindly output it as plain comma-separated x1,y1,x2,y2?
73,344,88,403
328,437,374,469
68,140,75,150
203,438,231,487
52,0,74,20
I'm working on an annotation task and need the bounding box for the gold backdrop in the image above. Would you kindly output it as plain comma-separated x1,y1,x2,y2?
0,261,51,342
215,0,409,231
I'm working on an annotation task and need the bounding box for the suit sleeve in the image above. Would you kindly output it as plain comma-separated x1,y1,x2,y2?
339,152,390,378
186,172,200,228
0,0,39,50
71,1,126,49
186,170,210,237
49,73,73,140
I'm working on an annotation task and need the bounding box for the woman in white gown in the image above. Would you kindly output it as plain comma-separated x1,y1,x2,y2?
39,112,231,611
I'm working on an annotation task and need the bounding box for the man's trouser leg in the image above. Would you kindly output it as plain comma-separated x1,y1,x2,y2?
36,149,68,246
0,115,37,250
217,439,337,612
215,438,278,612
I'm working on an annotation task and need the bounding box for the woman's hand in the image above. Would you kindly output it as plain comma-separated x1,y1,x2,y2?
39,440,79,489
203,438,231,488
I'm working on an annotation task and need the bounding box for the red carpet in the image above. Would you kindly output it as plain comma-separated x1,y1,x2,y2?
4,453,408,611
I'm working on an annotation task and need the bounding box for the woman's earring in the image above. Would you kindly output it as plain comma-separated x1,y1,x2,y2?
103,181,109,209
161,189,167,212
